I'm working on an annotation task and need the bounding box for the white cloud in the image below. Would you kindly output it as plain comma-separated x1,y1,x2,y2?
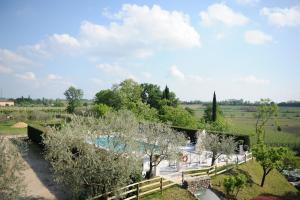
49,34,80,49
236,0,260,5
15,72,36,80
236,75,270,85
200,3,249,27
170,65,185,80
244,30,272,45
79,4,201,57
16,4,201,61
0,64,13,74
0,48,34,68
260,6,300,27
47,74,62,80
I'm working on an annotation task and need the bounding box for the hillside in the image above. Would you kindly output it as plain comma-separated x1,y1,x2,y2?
211,160,299,200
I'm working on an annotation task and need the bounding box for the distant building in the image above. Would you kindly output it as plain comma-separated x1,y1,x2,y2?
0,99,14,106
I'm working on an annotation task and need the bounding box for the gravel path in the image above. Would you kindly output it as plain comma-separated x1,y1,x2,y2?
20,140,70,200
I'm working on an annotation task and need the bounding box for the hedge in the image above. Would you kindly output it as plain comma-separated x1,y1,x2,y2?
27,123,61,148
171,126,251,147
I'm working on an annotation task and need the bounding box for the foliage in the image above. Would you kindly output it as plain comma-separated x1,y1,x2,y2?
203,103,230,132
114,79,142,105
255,99,278,143
43,111,142,199
160,106,198,128
212,160,299,200
0,137,27,200
141,83,162,110
276,148,299,172
196,132,237,166
94,89,123,110
212,92,217,122
28,110,53,122
252,144,288,187
92,103,111,117
64,86,83,113
161,86,178,107
223,174,247,199
139,122,185,178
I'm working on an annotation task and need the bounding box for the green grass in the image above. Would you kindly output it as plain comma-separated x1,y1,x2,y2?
0,120,27,135
140,185,196,200
182,104,300,147
211,160,299,200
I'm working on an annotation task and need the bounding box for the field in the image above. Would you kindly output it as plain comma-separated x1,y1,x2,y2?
183,104,300,148
0,120,27,135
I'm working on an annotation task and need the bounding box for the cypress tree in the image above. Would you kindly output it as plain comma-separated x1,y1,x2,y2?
162,85,170,100
212,91,217,122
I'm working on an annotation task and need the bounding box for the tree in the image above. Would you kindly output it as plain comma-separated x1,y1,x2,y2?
212,92,217,122
140,83,162,109
92,103,111,117
94,89,122,110
114,79,142,105
64,86,83,113
161,85,178,107
203,105,229,132
255,99,278,143
196,132,237,166
0,137,27,199
162,85,170,100
223,174,247,199
139,122,185,178
160,105,198,128
252,144,287,187
43,111,141,199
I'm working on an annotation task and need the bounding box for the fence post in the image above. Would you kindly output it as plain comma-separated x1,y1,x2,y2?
160,178,163,195
182,172,184,184
136,184,139,200
214,165,217,176
244,154,247,162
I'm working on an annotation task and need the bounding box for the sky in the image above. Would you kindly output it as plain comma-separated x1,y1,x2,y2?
0,0,300,102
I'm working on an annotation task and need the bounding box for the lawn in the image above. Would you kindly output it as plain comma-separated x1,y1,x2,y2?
141,185,196,200
0,120,27,135
211,160,299,200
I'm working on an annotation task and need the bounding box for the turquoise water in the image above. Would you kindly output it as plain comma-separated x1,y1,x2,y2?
95,136,158,153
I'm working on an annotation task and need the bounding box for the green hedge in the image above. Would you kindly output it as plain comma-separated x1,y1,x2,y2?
27,123,61,148
171,126,250,147
28,124,46,148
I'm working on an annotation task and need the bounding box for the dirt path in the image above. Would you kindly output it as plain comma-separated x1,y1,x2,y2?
20,140,70,200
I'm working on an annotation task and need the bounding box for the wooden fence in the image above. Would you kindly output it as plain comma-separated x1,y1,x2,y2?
88,177,176,200
182,152,253,183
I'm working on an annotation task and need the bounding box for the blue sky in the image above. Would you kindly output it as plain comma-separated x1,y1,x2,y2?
0,0,299,101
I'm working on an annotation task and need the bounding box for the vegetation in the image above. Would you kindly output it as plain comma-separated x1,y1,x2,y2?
139,122,185,178
43,111,142,199
0,137,27,199
182,104,300,148
196,132,237,166
211,160,299,200
252,144,291,187
223,174,247,199
255,99,279,143
64,86,83,113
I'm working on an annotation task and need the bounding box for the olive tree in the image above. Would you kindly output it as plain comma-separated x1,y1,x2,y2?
0,137,27,200
43,110,142,199
196,132,237,166
139,122,186,179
